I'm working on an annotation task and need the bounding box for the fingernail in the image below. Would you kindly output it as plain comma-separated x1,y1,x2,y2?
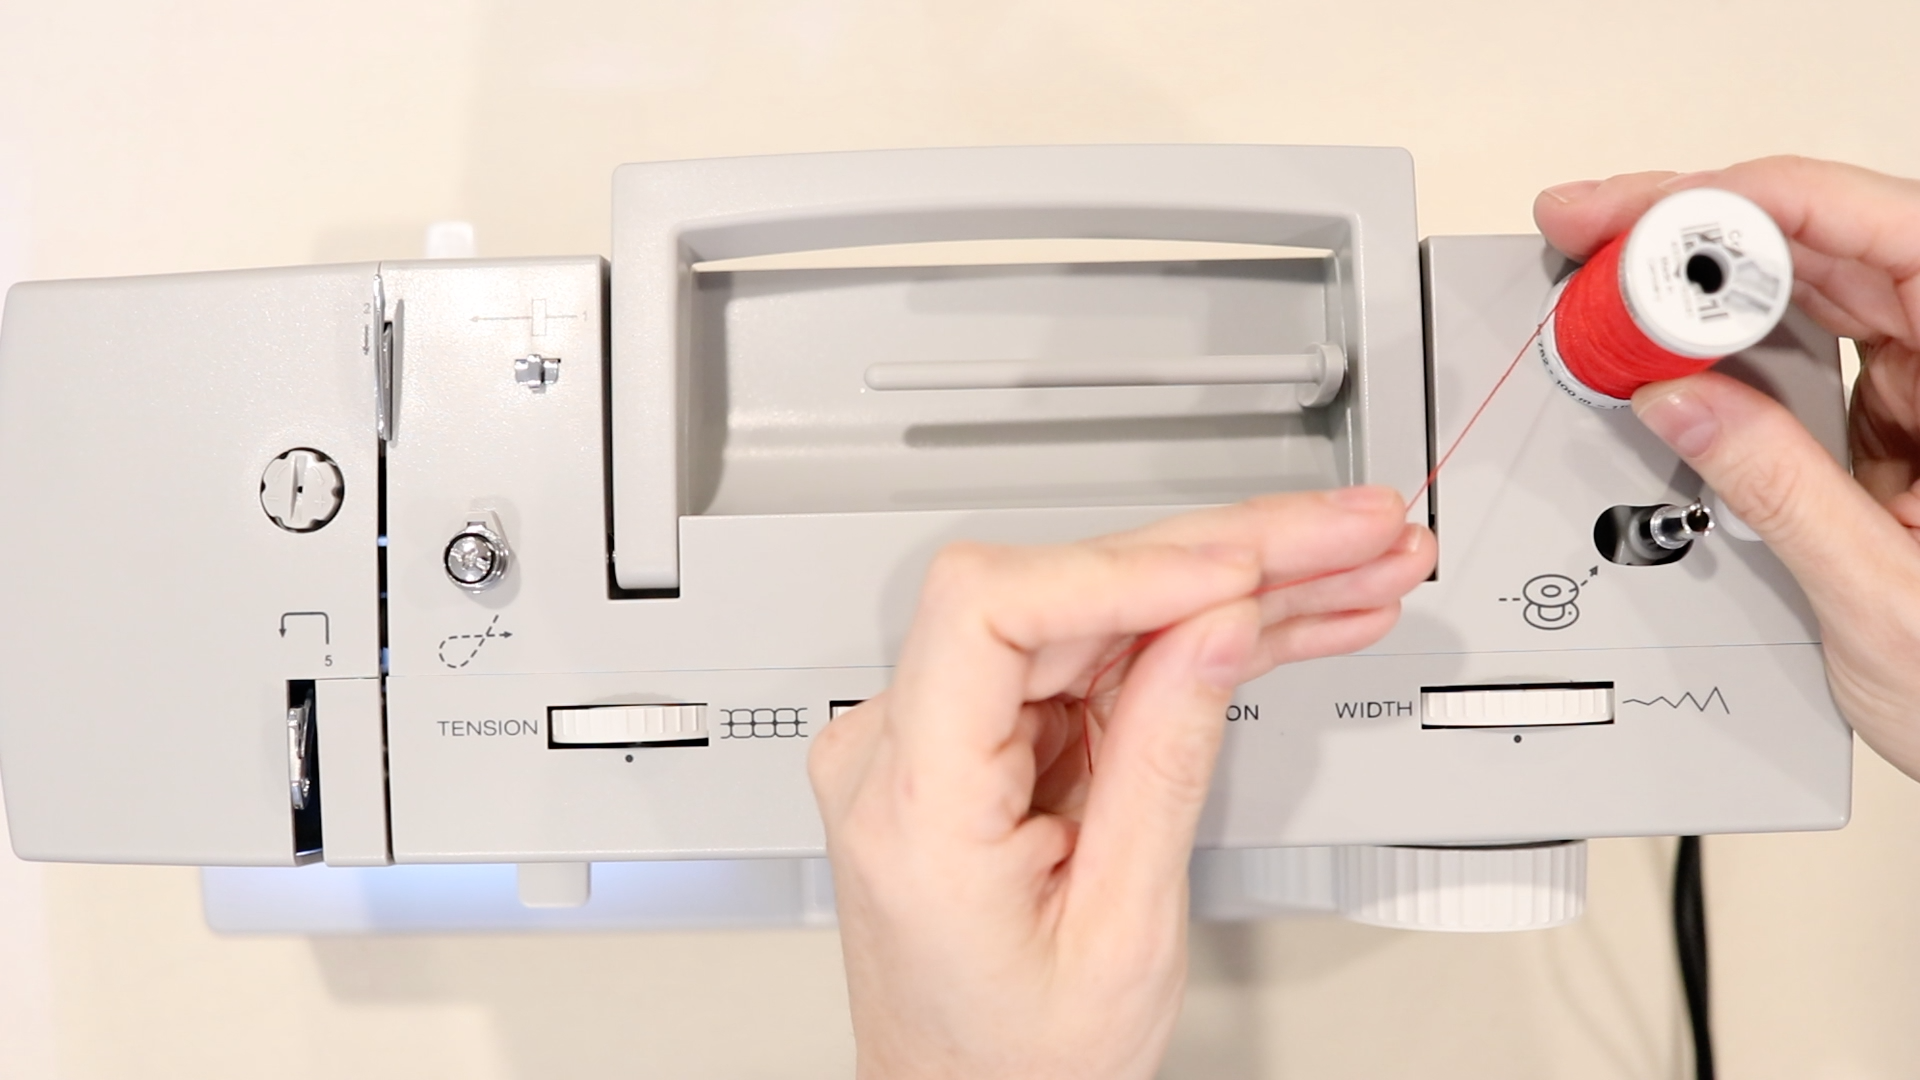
1195,618,1251,692
1541,179,1601,205
1332,485,1398,511
1634,388,1720,458
1656,170,1715,192
1392,523,1424,555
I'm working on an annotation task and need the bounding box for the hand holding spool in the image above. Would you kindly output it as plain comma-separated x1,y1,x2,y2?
1538,185,1795,409
1536,184,1798,558
1536,157,1920,781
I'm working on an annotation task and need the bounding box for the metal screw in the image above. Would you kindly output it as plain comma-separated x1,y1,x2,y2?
444,517,511,591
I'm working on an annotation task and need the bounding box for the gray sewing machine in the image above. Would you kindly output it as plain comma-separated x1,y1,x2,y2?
0,146,1849,931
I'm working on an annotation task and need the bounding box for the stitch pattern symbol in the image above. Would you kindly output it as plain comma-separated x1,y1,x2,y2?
1621,687,1730,714
720,707,808,739
438,614,514,669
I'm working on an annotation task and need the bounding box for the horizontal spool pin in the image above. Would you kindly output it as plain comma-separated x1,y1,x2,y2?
863,342,1348,406
1537,188,1794,408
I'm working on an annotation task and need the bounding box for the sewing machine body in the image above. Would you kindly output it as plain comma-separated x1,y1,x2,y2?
0,147,1849,873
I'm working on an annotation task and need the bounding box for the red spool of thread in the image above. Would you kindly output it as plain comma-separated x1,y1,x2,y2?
1536,187,1794,408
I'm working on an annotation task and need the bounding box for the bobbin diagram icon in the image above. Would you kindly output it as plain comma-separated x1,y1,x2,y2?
1536,187,1794,409
1519,573,1581,631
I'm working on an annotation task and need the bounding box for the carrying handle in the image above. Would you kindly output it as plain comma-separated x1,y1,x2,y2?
608,145,1418,589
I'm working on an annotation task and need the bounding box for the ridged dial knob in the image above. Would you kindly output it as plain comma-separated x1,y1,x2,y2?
1334,840,1586,932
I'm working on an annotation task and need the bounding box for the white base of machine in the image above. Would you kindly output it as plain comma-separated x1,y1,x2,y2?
201,842,1585,934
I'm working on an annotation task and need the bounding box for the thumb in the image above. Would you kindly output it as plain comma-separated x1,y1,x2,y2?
1631,371,1909,608
1067,598,1259,920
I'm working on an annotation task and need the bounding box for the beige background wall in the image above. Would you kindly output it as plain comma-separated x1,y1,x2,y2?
2,2,1919,1076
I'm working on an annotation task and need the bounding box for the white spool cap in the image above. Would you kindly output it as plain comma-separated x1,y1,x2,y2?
1334,840,1586,932
1619,187,1793,359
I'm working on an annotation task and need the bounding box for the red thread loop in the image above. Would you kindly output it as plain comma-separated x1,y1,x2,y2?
1554,235,1719,400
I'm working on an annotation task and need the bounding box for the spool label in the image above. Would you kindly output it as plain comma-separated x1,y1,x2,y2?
1618,188,1792,358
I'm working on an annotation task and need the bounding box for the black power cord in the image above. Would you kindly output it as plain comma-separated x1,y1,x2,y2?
1674,835,1714,1080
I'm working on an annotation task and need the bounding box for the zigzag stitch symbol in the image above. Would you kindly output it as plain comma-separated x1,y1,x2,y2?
1620,687,1730,714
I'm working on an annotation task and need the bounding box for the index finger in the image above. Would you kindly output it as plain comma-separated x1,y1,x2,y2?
885,488,1410,817
1114,485,1412,586
1535,156,1920,349
1535,157,1920,276
1532,170,1681,259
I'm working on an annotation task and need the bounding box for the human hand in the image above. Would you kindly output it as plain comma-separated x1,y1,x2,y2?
1536,156,1920,778
809,488,1433,1080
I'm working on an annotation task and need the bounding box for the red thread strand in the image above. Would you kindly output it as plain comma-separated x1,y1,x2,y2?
1075,310,1555,773
1075,232,1736,769
1554,235,1719,400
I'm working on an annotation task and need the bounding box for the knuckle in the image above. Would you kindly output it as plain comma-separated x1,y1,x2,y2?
1719,447,1804,539
1135,741,1216,808
806,695,875,798
1244,490,1306,518
1755,152,1810,172
921,541,999,603
804,722,842,792
1740,153,1813,186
